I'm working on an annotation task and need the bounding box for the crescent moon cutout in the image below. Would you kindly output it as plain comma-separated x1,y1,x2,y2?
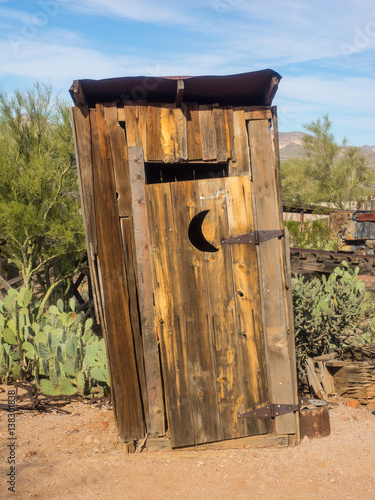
188,210,219,253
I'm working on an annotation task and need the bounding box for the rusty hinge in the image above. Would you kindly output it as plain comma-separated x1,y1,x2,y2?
238,399,326,419
222,229,284,245
238,403,299,418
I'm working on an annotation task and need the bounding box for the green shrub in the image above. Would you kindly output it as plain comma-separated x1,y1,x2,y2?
285,219,337,251
292,262,375,385
0,286,109,397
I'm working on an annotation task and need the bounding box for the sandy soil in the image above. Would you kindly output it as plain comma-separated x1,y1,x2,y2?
0,385,374,500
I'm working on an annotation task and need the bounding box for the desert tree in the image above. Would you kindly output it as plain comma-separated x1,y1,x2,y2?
281,114,374,209
0,83,85,305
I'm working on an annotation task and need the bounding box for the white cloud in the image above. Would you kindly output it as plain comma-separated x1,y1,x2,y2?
69,0,195,25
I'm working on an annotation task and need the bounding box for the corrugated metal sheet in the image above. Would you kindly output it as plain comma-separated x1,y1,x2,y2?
70,69,281,107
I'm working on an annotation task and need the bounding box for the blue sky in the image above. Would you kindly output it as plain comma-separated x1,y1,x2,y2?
1,0,375,146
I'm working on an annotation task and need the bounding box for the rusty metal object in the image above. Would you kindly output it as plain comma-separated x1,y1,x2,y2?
238,403,299,418
299,401,331,439
222,229,284,245
239,399,331,440
355,212,375,222
330,211,375,253
329,211,351,240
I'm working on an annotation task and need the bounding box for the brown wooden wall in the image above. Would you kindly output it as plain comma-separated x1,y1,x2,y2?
71,101,298,445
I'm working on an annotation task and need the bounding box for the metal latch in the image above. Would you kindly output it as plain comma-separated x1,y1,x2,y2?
222,230,284,245
238,399,327,419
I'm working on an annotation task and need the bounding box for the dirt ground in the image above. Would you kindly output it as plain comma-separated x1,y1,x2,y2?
0,385,374,500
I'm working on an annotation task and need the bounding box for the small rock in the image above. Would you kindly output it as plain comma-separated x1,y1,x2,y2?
25,451,37,457
346,400,360,409
342,417,351,421
100,420,109,429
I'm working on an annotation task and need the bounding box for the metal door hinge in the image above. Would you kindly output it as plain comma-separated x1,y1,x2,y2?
222,229,284,246
238,399,327,419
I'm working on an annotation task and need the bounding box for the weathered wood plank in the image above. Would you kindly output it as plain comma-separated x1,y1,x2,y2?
172,106,188,161
183,433,289,451
160,105,176,163
71,106,101,324
247,118,297,435
197,178,241,440
213,107,230,162
282,229,300,442
103,104,132,217
229,109,250,176
144,182,194,448
128,145,165,438
244,109,272,121
225,107,236,162
121,102,148,161
147,104,163,161
273,106,299,437
120,217,150,430
146,432,289,452
225,176,271,437
71,106,97,253
199,105,217,161
90,105,145,441
184,103,203,160
170,180,222,445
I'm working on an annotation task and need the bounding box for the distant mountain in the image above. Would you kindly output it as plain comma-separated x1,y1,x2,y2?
278,131,375,165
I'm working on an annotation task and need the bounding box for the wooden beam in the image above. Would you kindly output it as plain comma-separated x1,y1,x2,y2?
71,80,87,107
247,118,298,435
176,79,184,107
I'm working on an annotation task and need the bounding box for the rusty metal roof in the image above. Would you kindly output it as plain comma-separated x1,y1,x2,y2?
70,69,281,107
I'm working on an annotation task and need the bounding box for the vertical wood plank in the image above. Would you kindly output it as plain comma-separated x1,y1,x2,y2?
172,106,188,161
229,109,250,176
247,118,297,435
197,178,243,440
213,107,230,162
225,176,272,437
160,105,176,163
184,103,203,160
225,107,236,162
144,183,195,447
274,100,299,442
122,102,148,161
147,104,163,161
71,106,101,325
170,180,222,445
128,145,165,438
199,105,217,161
71,106,97,253
103,104,132,217
120,217,150,431
90,105,145,441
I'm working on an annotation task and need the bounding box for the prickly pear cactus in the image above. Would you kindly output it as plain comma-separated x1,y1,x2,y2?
0,285,110,397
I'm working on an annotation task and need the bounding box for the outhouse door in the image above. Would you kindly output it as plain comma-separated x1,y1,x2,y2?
145,175,277,448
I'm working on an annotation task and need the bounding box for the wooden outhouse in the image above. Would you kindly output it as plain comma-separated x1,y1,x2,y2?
70,69,299,450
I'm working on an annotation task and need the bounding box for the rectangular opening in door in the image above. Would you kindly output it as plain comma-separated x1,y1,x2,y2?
145,162,228,184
